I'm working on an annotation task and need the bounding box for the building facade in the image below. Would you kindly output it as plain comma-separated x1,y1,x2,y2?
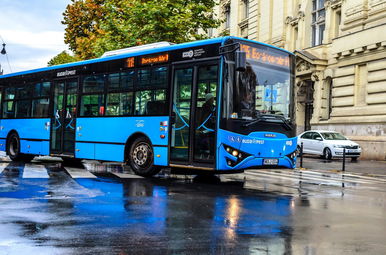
213,0,386,160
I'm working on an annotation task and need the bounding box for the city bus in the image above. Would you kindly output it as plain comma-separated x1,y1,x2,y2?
0,36,297,176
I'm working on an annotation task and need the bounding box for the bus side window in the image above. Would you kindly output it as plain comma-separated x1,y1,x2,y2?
2,87,16,118
134,89,167,116
106,92,134,116
83,75,105,93
108,71,134,91
31,82,51,118
15,99,31,118
2,100,15,118
80,75,106,117
80,94,105,117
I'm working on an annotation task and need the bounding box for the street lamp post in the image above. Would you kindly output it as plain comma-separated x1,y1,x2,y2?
0,35,12,74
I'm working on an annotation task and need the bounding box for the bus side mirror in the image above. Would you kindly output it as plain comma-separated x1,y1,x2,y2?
235,51,246,72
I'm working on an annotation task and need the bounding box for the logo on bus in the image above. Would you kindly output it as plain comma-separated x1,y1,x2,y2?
182,50,194,58
136,120,145,128
57,70,76,77
182,48,206,59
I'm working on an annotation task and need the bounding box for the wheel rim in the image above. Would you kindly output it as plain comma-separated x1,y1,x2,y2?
9,137,19,156
132,142,152,168
325,149,331,159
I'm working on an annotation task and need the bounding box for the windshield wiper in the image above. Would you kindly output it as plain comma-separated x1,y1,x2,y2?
242,114,293,130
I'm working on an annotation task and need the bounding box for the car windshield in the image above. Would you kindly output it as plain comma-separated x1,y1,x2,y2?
321,132,347,140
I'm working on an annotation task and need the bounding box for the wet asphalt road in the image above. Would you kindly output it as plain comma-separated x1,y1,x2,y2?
1,157,386,255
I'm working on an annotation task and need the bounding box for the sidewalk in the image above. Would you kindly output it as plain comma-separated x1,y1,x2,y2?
297,156,386,177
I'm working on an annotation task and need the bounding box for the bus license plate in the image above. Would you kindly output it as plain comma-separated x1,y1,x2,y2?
263,159,278,165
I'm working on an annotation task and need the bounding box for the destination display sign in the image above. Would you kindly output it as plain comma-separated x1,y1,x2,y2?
240,44,290,68
125,57,135,68
140,53,169,65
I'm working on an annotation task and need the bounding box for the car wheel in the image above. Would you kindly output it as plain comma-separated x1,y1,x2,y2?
323,148,332,160
351,157,358,162
128,137,160,177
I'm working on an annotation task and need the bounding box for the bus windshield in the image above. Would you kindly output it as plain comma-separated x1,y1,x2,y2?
221,40,295,135
237,62,291,119
234,43,292,120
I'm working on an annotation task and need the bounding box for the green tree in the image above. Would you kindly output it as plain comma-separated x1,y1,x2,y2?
47,50,79,66
62,0,220,59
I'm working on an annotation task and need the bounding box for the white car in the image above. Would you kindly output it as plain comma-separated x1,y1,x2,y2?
297,130,361,160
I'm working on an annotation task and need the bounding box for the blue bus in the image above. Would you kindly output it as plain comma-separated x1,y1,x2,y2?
0,37,297,176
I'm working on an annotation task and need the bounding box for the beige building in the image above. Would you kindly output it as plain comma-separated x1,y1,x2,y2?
213,0,386,160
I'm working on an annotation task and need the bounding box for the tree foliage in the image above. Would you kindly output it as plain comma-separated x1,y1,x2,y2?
47,50,79,66
62,0,220,59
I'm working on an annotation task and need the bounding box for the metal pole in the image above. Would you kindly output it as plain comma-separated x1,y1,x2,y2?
300,142,303,168
342,148,346,172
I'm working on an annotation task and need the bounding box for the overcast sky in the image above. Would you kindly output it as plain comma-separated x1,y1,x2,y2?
0,0,71,74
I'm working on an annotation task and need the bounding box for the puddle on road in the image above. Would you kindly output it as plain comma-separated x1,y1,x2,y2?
1,159,386,254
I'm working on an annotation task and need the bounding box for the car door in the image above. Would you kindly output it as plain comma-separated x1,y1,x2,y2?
311,132,325,155
299,132,313,153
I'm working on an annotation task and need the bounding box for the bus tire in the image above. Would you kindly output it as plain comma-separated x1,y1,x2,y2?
6,133,34,162
128,137,160,177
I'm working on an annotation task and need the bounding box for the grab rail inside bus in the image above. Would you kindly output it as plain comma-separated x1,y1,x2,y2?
173,104,214,132
173,104,189,131
52,110,62,130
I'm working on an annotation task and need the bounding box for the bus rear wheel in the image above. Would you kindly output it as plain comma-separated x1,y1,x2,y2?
7,133,34,162
128,137,160,177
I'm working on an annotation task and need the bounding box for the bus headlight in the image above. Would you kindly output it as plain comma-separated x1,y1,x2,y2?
286,150,297,161
223,144,251,167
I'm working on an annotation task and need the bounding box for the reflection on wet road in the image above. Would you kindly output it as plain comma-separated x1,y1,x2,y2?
1,158,386,254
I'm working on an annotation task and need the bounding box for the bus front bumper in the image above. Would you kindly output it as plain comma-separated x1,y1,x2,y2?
219,155,296,170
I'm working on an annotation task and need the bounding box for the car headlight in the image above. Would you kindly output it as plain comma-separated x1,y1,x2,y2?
333,145,345,148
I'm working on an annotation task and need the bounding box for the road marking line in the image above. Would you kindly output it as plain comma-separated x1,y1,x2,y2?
110,172,144,179
0,163,10,174
254,169,386,184
64,167,97,178
23,164,49,178
297,168,386,182
246,170,377,186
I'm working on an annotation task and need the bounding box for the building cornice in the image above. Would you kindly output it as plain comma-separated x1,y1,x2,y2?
325,0,342,9
333,41,386,59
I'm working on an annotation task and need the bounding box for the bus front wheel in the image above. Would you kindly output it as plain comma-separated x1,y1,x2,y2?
128,137,160,177
7,133,34,162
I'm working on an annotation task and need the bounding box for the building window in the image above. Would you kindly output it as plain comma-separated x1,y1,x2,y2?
328,79,333,118
224,5,231,29
334,10,341,38
312,0,325,46
242,0,249,20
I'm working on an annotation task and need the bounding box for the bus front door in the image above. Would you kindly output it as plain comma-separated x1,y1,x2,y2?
50,79,78,156
170,62,218,169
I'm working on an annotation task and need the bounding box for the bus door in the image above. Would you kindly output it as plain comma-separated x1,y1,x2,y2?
50,79,78,156
170,61,219,168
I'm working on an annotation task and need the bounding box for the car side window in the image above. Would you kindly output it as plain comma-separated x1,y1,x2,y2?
313,133,322,140
301,132,312,139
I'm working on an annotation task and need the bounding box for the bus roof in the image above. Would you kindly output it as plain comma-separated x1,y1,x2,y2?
0,36,293,79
